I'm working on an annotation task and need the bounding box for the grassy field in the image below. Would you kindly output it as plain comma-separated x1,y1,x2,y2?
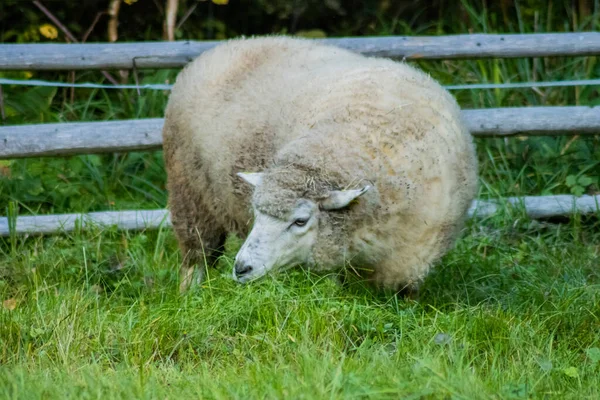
1,2,600,399
1,216,599,398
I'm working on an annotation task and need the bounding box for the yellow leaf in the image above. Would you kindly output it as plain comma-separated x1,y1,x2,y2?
2,298,17,311
23,71,33,79
39,24,58,39
124,0,138,4
212,0,229,4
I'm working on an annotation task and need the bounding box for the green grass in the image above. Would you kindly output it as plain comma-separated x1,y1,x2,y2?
1,216,599,399
2,1,600,398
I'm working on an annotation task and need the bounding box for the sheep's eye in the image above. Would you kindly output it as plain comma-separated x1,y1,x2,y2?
293,218,308,227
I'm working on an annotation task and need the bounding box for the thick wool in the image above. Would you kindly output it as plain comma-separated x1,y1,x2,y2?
162,36,478,292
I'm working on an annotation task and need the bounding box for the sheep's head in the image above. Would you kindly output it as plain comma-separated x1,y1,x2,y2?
233,170,370,283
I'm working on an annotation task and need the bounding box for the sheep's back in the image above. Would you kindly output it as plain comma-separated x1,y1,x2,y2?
164,36,477,247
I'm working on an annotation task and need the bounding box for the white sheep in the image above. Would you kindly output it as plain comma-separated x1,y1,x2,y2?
162,36,478,295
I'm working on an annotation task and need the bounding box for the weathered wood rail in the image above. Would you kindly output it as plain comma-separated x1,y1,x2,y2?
1,33,600,70
1,106,599,159
2,195,598,236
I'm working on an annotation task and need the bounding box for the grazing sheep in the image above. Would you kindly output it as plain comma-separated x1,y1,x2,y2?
162,36,478,295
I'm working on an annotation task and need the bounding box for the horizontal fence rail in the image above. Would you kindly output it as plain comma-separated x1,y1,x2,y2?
1,106,599,159
2,195,599,236
1,33,600,71
0,209,171,236
4,77,600,91
468,194,600,219
0,119,165,159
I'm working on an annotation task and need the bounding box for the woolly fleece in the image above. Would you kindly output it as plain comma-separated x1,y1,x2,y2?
162,36,478,293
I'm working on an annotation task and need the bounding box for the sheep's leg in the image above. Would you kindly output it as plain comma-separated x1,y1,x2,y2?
165,165,227,293
178,229,227,293
179,249,199,293
174,214,227,293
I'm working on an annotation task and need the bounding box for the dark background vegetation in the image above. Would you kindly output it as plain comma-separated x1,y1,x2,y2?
3,0,595,43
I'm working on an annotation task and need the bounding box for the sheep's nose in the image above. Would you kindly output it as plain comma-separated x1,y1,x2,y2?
235,262,253,277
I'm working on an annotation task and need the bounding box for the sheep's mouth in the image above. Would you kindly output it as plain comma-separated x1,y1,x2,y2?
232,261,304,284
232,264,269,284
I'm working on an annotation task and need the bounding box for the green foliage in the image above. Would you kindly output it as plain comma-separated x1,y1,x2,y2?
1,217,599,398
566,174,597,196
2,152,167,214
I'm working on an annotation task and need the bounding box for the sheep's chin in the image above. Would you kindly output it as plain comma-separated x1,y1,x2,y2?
232,265,269,284
233,261,303,284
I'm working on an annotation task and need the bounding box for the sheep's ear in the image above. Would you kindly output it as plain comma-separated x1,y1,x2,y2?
237,172,263,187
320,186,370,210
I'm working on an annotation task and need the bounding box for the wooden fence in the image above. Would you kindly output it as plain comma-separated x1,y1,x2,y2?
1,33,600,236
2,33,600,70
